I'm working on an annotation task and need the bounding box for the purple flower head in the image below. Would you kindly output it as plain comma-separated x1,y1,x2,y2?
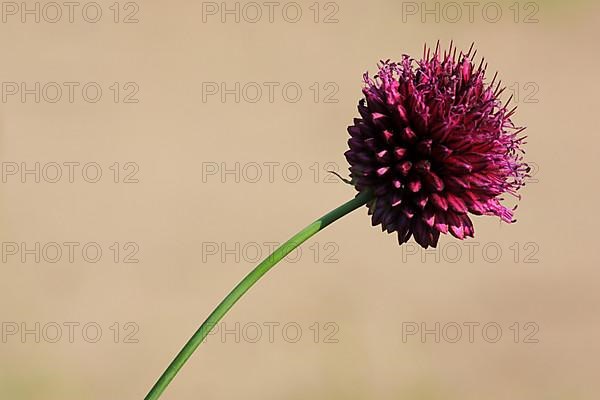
345,43,529,248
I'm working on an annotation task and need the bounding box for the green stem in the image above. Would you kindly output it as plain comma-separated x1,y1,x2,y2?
144,190,373,400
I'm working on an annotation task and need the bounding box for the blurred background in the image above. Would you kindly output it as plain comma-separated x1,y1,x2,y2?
1,0,599,399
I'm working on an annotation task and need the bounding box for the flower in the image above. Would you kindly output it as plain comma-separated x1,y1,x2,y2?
345,43,529,248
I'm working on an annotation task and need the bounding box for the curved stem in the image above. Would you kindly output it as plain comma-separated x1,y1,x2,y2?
144,190,372,400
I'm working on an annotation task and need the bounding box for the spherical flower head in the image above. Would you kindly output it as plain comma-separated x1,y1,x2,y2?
345,43,529,248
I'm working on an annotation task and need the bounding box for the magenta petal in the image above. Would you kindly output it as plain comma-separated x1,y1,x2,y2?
447,213,466,239
445,175,470,190
376,167,390,176
424,170,445,191
396,161,412,176
408,178,422,193
414,193,429,209
394,147,407,159
382,130,394,143
449,223,465,239
447,193,468,213
434,212,449,234
431,193,449,211
396,104,409,124
432,144,452,160
445,156,473,174
376,150,389,163
422,207,435,227
461,215,475,237
401,127,417,142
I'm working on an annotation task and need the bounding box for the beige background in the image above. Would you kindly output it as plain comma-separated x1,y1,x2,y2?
1,0,599,399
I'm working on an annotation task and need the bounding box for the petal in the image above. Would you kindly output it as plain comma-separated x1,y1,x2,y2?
460,215,475,238
432,144,452,160
413,193,429,209
412,221,430,248
396,161,412,176
394,147,407,159
371,112,390,129
375,150,390,163
445,156,473,174
376,167,390,176
417,139,432,155
424,170,445,191
434,212,449,234
414,160,431,173
382,130,394,143
396,104,409,124
447,193,468,213
371,205,385,226
447,213,465,239
445,175,470,190
397,228,412,245
408,178,422,192
431,193,449,211
397,215,412,244
402,205,415,219
391,194,403,207
430,229,441,248
422,206,435,227
347,125,362,137
401,127,417,142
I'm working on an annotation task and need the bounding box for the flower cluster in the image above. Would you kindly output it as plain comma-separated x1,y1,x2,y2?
345,43,528,248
